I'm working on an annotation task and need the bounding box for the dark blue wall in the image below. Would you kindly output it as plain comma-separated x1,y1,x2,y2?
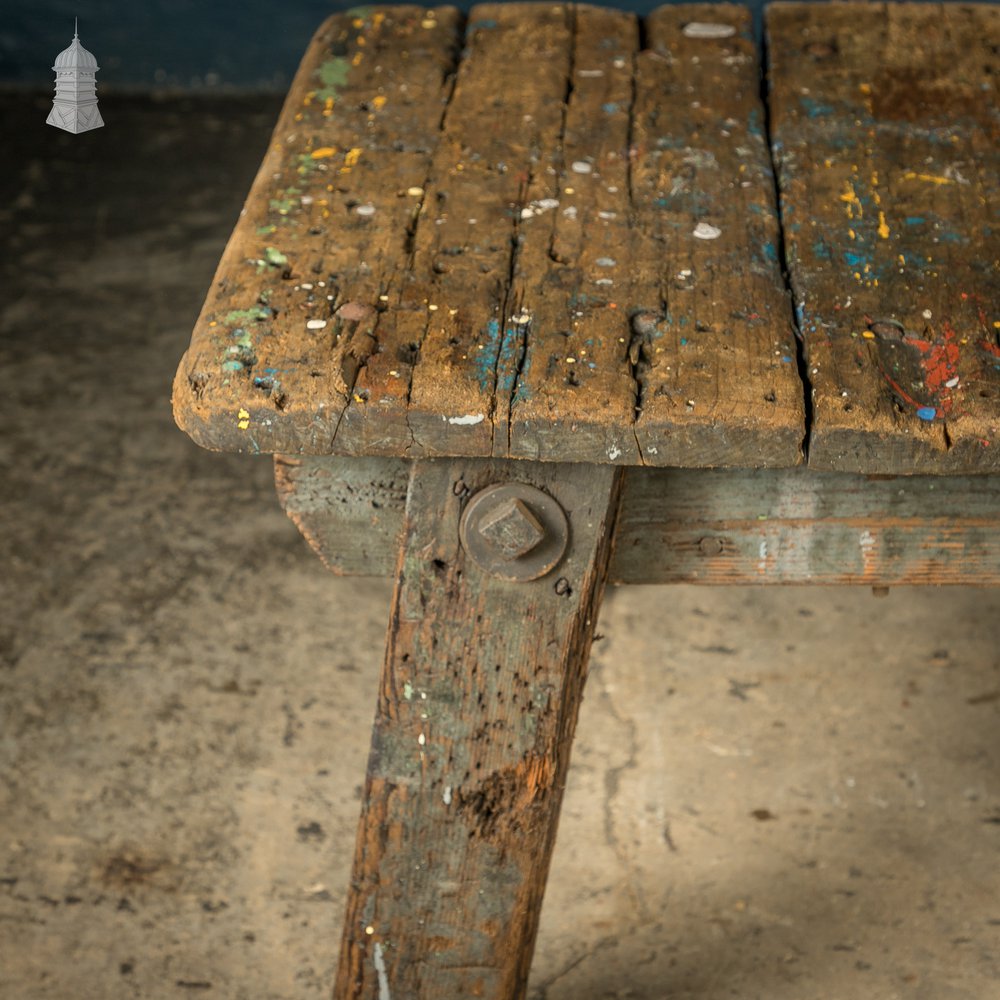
2,0,980,91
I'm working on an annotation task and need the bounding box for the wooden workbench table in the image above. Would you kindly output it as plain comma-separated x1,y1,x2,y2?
172,3,999,997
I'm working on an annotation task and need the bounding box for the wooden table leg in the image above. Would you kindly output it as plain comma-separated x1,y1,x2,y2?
334,457,625,1000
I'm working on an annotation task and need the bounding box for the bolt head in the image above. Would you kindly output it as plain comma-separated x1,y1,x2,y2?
476,497,546,560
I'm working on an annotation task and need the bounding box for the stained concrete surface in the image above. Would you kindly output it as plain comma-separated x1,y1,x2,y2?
1,91,999,1000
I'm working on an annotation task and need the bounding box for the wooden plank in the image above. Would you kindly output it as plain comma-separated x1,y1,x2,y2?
343,3,576,458
172,6,465,455
624,3,804,467
767,2,1000,474
504,5,643,465
333,457,624,999
275,456,1000,586
173,4,807,469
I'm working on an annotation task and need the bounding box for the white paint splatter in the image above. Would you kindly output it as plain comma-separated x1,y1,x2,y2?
373,942,391,1000
577,69,604,77
683,22,737,38
306,319,327,329
355,203,376,217
443,786,452,806
693,222,722,240
448,413,485,425
571,160,593,174
608,444,622,461
757,540,768,574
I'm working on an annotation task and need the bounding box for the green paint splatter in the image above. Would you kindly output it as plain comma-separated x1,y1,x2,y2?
346,5,375,18
269,198,296,215
402,682,413,701
264,247,287,266
224,307,271,325
256,224,277,235
315,57,351,101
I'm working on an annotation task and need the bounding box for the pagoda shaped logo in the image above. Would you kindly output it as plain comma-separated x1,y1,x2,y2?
47,20,104,134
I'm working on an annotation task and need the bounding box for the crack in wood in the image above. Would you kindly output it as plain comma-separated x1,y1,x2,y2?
761,22,813,464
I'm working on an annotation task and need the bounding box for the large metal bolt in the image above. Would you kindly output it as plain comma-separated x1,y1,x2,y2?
477,497,546,560
459,482,569,582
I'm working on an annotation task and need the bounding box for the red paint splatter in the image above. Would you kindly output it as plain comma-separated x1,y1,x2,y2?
902,322,960,415
980,340,1000,360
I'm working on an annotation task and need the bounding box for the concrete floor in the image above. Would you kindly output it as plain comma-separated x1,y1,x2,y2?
1,92,999,1000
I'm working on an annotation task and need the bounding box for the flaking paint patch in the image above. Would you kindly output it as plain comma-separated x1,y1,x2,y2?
373,941,391,1000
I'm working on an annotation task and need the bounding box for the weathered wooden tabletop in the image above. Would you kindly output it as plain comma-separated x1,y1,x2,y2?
172,2,999,474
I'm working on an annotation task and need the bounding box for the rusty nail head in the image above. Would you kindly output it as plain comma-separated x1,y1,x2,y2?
698,536,724,556
867,318,905,341
459,482,569,582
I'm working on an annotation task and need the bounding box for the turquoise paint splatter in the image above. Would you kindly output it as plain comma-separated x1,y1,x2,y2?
799,96,835,118
473,318,502,392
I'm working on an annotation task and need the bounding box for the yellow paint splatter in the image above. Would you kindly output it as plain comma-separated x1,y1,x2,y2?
344,147,363,168
353,393,366,403
898,254,906,266
311,147,336,159
877,211,890,240
352,51,363,66
862,330,875,339
237,408,250,430
858,82,871,95
902,171,953,186
372,95,387,111
839,181,862,220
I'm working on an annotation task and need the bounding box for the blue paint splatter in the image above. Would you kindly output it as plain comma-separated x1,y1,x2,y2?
905,216,926,226
473,318,502,392
602,102,620,114
762,241,778,264
917,407,937,421
812,241,832,261
781,356,793,364
799,97,835,119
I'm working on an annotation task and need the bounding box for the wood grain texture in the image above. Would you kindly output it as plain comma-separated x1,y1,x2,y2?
767,2,1000,474
275,455,1000,586
172,5,465,455
333,458,624,999
173,3,804,469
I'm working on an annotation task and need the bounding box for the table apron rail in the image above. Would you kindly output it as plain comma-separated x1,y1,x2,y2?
275,456,1000,586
